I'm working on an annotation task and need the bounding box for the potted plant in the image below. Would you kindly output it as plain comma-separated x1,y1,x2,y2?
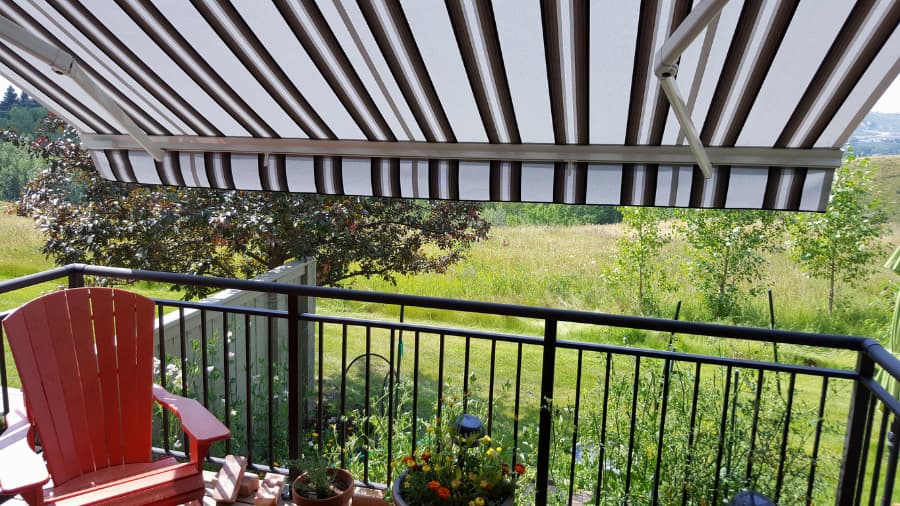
392,413,526,506
289,451,355,506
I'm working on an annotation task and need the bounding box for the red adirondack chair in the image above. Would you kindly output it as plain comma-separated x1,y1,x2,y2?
0,287,231,505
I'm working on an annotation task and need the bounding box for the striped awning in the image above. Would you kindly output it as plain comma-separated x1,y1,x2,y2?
0,1,897,211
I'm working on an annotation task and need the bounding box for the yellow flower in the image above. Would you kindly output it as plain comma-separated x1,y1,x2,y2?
423,464,432,472
486,448,497,457
480,435,491,444
451,478,461,489
475,498,485,506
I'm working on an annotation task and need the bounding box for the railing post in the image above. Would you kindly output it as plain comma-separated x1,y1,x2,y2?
535,319,558,506
837,352,875,505
68,266,84,288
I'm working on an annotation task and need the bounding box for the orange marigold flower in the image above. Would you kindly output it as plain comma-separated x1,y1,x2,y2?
514,463,526,475
421,450,432,461
428,480,442,491
437,487,451,500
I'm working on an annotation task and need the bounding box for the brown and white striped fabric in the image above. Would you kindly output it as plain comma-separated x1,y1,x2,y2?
1,0,897,211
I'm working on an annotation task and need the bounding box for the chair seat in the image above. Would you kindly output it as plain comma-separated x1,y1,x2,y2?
42,458,204,506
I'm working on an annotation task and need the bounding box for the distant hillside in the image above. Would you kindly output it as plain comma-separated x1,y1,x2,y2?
850,112,900,156
871,155,900,223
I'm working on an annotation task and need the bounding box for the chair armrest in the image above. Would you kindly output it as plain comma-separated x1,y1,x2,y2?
0,418,49,494
152,384,231,444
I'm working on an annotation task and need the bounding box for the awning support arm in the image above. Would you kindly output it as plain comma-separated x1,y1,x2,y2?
654,0,730,179
0,15,163,161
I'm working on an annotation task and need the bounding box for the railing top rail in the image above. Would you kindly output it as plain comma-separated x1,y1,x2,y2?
0,266,70,293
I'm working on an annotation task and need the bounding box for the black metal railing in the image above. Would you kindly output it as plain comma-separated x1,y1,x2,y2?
0,264,898,505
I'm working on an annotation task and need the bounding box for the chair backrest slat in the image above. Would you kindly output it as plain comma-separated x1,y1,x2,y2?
89,288,126,467
112,290,154,462
67,290,110,470
3,288,156,487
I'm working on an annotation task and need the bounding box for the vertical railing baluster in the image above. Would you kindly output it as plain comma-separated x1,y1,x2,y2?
854,395,878,506
244,313,253,466
201,309,209,409
511,343,523,470
463,335,471,412
179,308,187,397
411,331,420,456
596,353,612,505
340,324,348,468
746,369,764,487
223,314,231,455
880,416,900,506
157,304,169,453
837,353,875,505
867,406,890,506
774,373,796,504
723,369,740,501
681,362,702,506
568,350,584,505
624,356,641,501
266,315,274,465
652,358,672,506
711,365,733,506
437,334,445,420
535,319,558,506
288,295,300,462
387,328,396,486
806,376,828,505
364,326,372,483
487,339,496,435
317,321,324,449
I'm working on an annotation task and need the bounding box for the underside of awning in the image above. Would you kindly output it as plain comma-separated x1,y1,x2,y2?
0,1,897,211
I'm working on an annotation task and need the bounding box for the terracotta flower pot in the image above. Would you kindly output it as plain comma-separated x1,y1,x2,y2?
291,468,354,506
391,469,513,506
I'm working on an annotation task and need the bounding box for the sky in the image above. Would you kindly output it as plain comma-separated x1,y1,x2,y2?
872,76,900,113
0,73,897,113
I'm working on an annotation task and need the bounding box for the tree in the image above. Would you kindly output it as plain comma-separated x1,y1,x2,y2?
13,115,490,297
0,141,40,200
0,86,17,117
1,105,49,137
789,151,887,313
676,209,784,318
603,207,673,315
17,91,41,109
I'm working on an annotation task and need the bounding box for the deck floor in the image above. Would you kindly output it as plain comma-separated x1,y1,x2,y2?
1,470,384,505
199,470,385,505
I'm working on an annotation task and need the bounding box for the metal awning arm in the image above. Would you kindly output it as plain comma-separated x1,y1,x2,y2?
0,15,163,161
655,0,730,179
